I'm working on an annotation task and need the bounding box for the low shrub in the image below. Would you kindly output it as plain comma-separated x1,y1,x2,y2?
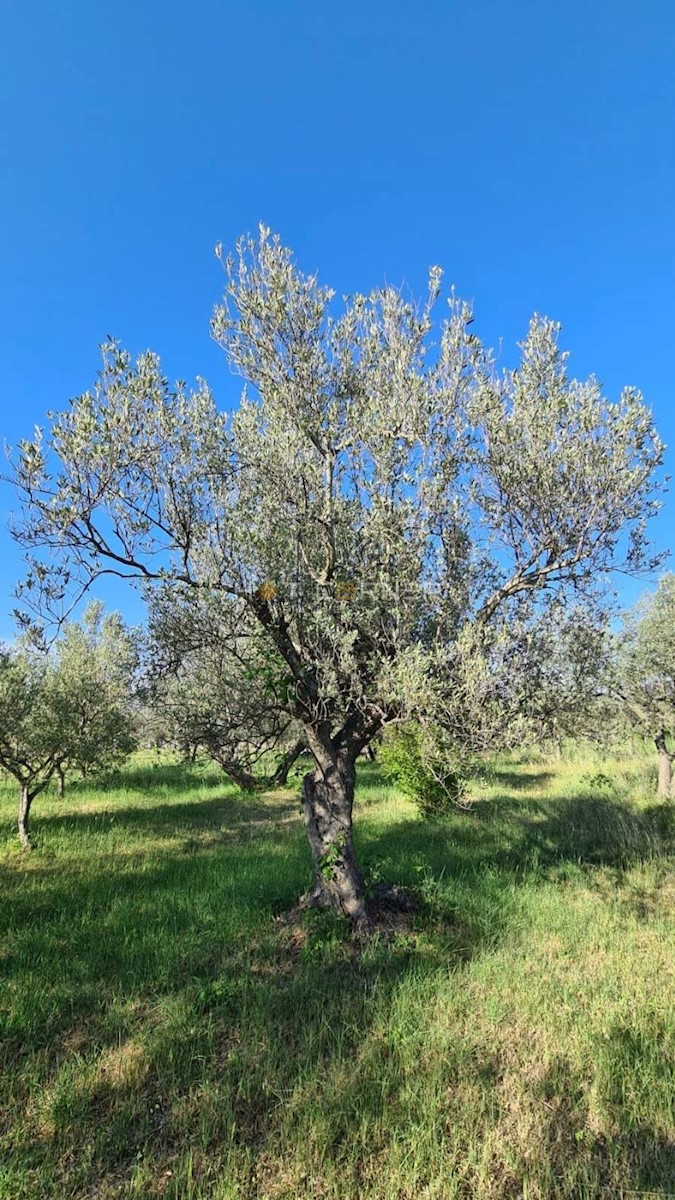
379,723,468,817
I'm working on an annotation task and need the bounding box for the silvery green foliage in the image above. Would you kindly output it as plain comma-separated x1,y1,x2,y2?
0,603,136,842
11,226,665,757
0,605,136,782
0,647,65,795
382,604,613,808
467,317,665,620
145,586,302,786
614,573,675,740
49,601,138,778
487,600,616,749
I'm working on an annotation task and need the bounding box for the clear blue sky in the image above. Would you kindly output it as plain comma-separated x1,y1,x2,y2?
1,0,674,639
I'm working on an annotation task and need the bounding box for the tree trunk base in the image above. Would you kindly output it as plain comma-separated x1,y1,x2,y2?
298,878,373,936
297,878,416,937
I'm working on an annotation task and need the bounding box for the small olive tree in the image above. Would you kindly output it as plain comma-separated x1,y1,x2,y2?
613,574,675,799
11,228,664,925
0,605,137,845
48,601,138,794
0,648,67,845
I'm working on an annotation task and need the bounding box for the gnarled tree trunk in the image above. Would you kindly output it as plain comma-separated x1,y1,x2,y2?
301,741,370,932
18,786,34,849
655,730,673,800
56,764,66,798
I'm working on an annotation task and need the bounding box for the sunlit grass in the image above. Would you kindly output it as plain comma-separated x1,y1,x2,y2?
1,748,673,1198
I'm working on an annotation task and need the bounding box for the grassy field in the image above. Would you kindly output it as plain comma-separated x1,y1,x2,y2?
0,749,674,1199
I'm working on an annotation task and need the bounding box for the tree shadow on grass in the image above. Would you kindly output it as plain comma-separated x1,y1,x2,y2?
442,788,675,871
8,931,474,1196
517,792,675,869
2,772,674,1197
0,806,504,1197
349,785,675,963
57,758,229,798
594,1022,675,1195
25,791,300,844
497,1052,675,1198
487,768,556,791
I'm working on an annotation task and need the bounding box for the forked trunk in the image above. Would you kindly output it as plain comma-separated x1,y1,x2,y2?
301,747,370,932
215,757,259,791
271,739,306,786
215,741,306,791
18,786,34,849
56,764,65,798
655,730,673,800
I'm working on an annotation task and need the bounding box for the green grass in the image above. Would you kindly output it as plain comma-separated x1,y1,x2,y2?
1,749,674,1199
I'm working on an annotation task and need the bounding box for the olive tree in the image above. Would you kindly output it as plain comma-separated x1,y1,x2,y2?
496,601,615,755
613,574,675,799
0,605,136,845
147,587,305,787
0,647,67,845
11,228,664,926
49,601,138,794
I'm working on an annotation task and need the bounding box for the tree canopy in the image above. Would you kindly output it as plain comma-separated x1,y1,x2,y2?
11,227,665,924
0,646,66,845
49,601,138,786
614,573,675,798
146,586,304,787
0,603,137,845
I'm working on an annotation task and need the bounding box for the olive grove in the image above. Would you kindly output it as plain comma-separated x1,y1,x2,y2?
11,228,664,926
